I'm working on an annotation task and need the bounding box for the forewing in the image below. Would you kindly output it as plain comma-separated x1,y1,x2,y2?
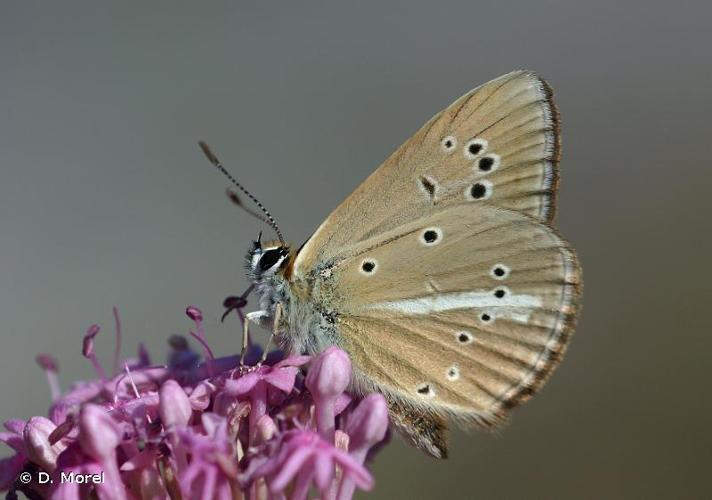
320,204,580,426
295,70,560,274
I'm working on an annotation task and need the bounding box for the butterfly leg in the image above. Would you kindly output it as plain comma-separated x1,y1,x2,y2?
258,302,283,365
240,310,269,368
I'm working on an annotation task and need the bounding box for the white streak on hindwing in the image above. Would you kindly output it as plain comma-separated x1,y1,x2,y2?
365,290,542,323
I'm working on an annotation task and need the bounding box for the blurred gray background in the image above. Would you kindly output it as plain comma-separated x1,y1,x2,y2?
1,1,710,498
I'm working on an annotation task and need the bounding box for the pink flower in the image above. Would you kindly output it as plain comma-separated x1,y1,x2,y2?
225,354,310,442
252,430,373,499
0,307,389,499
306,346,352,443
176,414,238,499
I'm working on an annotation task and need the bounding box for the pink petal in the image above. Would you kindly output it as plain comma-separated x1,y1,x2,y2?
0,432,27,455
159,380,192,428
200,412,223,437
188,381,215,410
274,355,311,368
335,452,374,491
264,367,298,393
78,405,122,462
334,393,353,415
201,467,217,500
313,452,334,492
24,416,66,472
4,419,26,435
345,393,389,451
120,448,157,472
225,373,259,396
269,446,313,492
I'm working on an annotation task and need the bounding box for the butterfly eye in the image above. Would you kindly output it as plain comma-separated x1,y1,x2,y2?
258,249,284,271
464,138,488,159
477,154,500,172
440,136,457,152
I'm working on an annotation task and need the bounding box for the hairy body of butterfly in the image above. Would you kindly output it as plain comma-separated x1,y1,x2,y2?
240,71,581,459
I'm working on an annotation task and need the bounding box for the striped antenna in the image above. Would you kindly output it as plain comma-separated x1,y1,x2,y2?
198,141,285,245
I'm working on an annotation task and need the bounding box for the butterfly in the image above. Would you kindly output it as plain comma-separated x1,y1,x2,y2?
200,70,581,459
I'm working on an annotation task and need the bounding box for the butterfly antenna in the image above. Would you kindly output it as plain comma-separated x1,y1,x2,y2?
198,141,286,245
225,188,271,225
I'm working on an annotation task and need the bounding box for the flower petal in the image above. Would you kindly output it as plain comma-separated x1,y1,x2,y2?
225,373,259,396
120,448,157,472
3,419,26,435
274,355,311,368
313,452,334,492
263,366,298,393
159,380,192,428
269,446,313,492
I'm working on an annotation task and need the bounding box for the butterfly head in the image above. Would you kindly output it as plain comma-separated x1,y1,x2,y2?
245,235,293,282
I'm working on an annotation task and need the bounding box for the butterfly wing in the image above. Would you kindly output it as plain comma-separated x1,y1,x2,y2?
319,202,579,419
288,71,580,456
294,70,560,274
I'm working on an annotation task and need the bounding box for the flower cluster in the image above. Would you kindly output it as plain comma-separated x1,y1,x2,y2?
1,307,389,499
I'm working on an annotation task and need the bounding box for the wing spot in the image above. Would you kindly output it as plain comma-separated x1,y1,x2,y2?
456,331,474,344
446,366,460,381
491,264,510,280
418,175,438,200
493,287,508,299
467,181,493,200
477,154,500,172
421,227,443,245
416,383,436,397
464,138,488,159
359,259,378,276
440,135,457,153
480,312,493,323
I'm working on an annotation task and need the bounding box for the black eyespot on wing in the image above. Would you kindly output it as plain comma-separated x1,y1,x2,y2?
259,249,283,271
471,183,487,199
494,267,505,277
419,176,436,198
423,230,438,243
481,313,491,322
361,261,375,273
494,289,506,299
478,156,495,171
458,333,469,343
417,384,431,394
468,143,483,156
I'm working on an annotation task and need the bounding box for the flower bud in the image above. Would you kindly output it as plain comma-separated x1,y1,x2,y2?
185,305,203,322
345,394,389,451
82,325,101,358
305,347,351,401
159,380,192,428
78,404,122,461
